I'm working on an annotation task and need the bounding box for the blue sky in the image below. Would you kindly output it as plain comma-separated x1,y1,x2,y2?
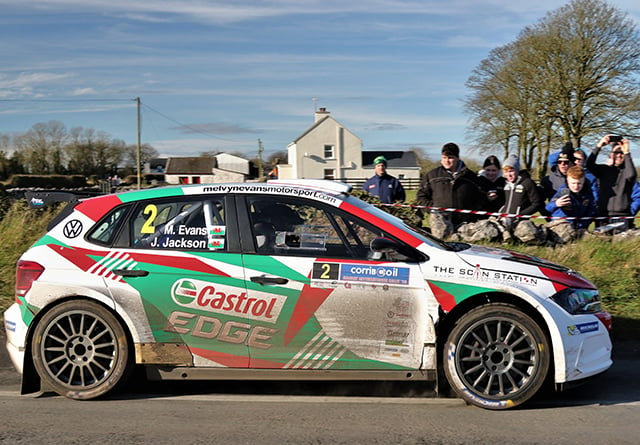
1,0,639,161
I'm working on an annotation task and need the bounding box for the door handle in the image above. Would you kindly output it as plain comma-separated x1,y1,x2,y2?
250,276,288,285
113,269,149,277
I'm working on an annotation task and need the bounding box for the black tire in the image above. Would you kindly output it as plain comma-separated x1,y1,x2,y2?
443,303,550,410
31,300,132,400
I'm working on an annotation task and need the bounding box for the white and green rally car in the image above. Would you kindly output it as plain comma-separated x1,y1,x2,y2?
4,180,612,409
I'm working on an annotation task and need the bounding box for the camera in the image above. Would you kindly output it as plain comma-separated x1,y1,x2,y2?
609,135,623,143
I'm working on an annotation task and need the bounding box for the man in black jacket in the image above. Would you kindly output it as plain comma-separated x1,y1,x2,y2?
587,135,637,230
417,142,485,228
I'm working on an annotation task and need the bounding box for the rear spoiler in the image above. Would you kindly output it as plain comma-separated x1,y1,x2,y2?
25,191,82,209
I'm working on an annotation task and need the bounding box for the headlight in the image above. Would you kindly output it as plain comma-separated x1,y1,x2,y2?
550,288,602,315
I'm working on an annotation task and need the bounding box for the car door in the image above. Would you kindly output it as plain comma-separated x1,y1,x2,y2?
103,194,253,368
237,194,430,371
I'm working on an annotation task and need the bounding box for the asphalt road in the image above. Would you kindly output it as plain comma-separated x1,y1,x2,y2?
0,333,638,444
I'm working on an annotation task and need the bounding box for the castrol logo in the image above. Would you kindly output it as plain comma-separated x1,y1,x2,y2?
170,278,285,323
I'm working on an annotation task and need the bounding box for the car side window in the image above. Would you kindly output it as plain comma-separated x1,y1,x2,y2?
247,196,383,259
87,205,131,246
130,198,226,251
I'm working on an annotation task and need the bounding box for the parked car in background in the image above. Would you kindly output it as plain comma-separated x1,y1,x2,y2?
4,180,612,409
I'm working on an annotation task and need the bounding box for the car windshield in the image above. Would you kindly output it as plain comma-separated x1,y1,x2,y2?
342,195,461,251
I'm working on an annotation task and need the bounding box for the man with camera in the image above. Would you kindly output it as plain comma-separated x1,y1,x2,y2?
587,135,637,230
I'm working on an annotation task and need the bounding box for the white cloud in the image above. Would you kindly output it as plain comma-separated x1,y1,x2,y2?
72,87,97,96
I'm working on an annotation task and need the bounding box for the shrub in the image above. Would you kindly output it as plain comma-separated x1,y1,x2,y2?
7,174,87,188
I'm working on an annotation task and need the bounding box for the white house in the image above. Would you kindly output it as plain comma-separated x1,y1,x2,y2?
164,153,253,184
277,108,421,188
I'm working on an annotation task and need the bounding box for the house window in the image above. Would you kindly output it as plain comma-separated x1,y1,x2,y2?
179,176,189,184
192,176,201,184
324,169,335,180
323,145,335,159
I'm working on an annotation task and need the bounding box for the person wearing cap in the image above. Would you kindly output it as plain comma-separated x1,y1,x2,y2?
417,142,485,227
587,135,637,230
545,166,596,230
477,155,506,214
499,154,543,219
362,155,405,203
540,142,575,202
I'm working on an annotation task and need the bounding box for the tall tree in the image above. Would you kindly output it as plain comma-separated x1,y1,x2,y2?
14,121,68,174
465,0,640,177
123,143,159,173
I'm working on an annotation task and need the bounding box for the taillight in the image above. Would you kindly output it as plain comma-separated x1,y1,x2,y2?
16,260,45,301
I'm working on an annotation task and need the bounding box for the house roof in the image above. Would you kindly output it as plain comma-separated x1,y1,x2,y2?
291,115,332,144
165,157,217,174
148,158,167,168
362,150,418,168
290,115,362,145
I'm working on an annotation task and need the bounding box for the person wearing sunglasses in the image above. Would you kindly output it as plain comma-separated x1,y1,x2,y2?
540,142,576,203
587,135,637,231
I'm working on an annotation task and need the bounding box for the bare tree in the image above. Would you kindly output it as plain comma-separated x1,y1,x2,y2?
465,0,640,178
66,127,125,177
14,121,68,174
123,143,159,173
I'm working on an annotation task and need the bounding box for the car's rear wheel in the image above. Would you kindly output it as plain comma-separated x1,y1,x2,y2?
31,300,132,400
443,303,550,409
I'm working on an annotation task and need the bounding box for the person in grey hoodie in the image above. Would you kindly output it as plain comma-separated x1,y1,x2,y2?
587,135,637,230
500,154,543,217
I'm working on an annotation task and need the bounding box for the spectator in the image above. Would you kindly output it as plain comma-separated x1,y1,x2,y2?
540,143,574,202
499,154,543,226
417,142,485,228
587,135,637,230
630,181,640,218
574,147,599,205
477,155,506,214
362,155,405,203
545,166,596,230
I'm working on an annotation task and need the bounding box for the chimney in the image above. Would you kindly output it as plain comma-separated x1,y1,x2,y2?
314,107,330,123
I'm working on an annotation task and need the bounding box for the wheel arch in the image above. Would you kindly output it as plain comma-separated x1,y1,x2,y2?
435,291,556,379
21,295,135,395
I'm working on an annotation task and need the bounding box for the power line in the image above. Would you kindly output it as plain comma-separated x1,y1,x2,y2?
0,98,133,103
1,96,247,144
139,100,241,143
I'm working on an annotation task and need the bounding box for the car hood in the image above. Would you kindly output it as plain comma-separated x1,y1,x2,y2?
454,244,596,289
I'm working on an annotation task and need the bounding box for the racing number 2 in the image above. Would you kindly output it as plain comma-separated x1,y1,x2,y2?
312,262,339,280
141,204,158,234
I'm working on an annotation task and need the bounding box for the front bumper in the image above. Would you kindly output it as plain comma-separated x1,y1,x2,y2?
561,317,613,383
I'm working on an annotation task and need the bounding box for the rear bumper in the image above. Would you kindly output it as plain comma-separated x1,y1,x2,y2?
3,304,27,375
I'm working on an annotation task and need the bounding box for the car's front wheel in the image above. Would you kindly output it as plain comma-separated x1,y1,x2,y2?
31,300,132,400
443,303,550,409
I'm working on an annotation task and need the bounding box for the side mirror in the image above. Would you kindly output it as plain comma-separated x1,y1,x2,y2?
370,237,425,262
370,237,401,253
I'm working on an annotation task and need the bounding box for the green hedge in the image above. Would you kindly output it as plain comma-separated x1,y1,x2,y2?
7,174,87,188
123,174,166,185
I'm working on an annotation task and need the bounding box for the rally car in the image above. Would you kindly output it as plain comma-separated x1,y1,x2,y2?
3,180,612,409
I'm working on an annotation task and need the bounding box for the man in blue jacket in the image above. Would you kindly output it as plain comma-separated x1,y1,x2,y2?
362,155,405,203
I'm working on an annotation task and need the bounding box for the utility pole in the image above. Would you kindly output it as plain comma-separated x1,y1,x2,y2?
257,138,264,178
136,97,142,190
